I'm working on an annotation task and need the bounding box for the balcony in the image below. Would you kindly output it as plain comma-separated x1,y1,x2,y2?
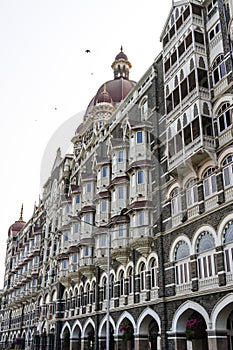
79,257,95,279
130,235,154,256
168,135,215,173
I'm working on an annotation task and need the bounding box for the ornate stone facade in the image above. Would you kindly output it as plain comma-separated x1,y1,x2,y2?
1,1,233,350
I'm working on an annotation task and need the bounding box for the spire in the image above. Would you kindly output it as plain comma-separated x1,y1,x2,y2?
19,204,23,221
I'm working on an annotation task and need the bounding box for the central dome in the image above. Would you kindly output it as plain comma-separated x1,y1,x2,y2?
82,48,136,122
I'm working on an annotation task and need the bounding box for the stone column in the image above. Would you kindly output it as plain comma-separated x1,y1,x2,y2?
215,246,226,286
134,335,147,350
207,331,228,350
134,274,140,303
216,170,225,204
190,254,198,292
70,338,81,350
197,180,204,214
173,334,186,350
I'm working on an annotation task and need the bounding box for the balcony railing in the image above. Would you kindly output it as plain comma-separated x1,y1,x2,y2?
168,135,215,171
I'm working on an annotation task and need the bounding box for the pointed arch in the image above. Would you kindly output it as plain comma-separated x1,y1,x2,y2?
211,293,233,330
98,315,116,337
71,319,82,338
137,307,161,334
60,322,71,339
82,317,95,337
116,311,136,334
171,300,210,333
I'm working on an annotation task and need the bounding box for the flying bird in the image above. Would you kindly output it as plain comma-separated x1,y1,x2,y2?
85,49,91,53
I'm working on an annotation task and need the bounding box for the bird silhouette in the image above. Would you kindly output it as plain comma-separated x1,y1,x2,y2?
85,49,91,53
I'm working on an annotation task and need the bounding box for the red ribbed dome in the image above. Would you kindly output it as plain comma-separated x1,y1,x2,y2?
8,219,26,237
77,48,136,128
8,205,26,237
94,78,135,105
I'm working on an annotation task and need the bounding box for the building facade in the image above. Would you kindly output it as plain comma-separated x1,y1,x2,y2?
1,1,233,349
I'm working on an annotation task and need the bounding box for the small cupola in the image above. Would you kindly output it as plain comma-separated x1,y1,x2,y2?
111,46,132,80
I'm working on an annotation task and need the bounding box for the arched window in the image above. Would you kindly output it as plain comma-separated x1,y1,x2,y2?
174,241,190,285
222,155,233,188
196,232,216,281
171,188,181,216
212,54,227,85
128,267,134,294
190,58,194,71
149,258,158,288
177,118,181,131
223,221,233,276
79,286,84,306
203,102,210,115
183,113,188,126
139,263,146,291
110,274,114,299
186,178,198,207
102,277,107,300
203,168,217,198
86,283,90,305
217,102,232,133
180,69,184,81
119,270,125,296
194,103,199,117
140,97,148,119
91,282,96,304
199,57,205,69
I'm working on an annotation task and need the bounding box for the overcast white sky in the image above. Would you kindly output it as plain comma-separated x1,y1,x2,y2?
0,0,172,287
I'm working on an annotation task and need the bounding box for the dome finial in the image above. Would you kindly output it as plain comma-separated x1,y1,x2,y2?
120,45,123,52
19,204,23,221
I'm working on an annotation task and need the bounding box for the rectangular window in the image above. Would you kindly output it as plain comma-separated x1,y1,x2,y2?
64,231,69,242
137,170,144,184
86,183,92,193
136,131,143,144
65,205,71,213
223,165,233,187
85,213,91,224
74,223,79,233
101,200,107,212
84,246,89,257
139,212,144,226
203,175,217,198
63,260,68,270
102,167,108,178
118,224,124,237
100,235,107,247
75,195,80,204
118,186,124,199
73,253,78,263
118,151,124,163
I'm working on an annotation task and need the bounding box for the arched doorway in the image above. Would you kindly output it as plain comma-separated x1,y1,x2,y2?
172,303,209,350
85,324,95,350
137,310,160,350
72,324,81,349
227,310,233,350
148,320,159,350
185,312,208,350
119,318,134,350
62,328,70,350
